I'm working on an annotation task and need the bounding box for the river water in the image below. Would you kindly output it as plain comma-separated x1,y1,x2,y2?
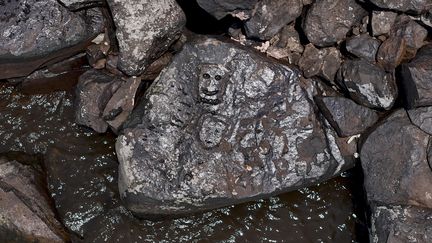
0,81,367,242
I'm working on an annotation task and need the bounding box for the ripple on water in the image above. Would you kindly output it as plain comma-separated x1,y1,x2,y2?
0,83,365,242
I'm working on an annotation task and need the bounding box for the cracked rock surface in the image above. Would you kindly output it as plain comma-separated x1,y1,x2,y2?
116,37,350,216
107,0,186,76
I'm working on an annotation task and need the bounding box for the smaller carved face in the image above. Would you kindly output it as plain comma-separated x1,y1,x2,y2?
198,64,230,105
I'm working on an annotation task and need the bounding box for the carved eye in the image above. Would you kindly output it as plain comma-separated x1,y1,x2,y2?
214,75,222,80
203,73,210,79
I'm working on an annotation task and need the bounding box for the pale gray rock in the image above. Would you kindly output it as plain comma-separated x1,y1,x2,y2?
0,0,102,59
107,0,186,76
244,0,302,40
196,0,258,20
360,110,432,208
116,38,351,216
0,157,69,243
303,0,367,47
371,11,397,36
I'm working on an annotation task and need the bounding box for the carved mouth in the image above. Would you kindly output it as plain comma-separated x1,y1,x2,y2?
199,96,221,105
201,89,219,96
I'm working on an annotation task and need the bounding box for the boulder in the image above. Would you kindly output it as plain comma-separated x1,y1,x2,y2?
315,96,379,137
107,0,186,76
370,205,432,243
339,59,398,110
360,110,432,208
303,0,367,47
367,0,432,14
196,0,258,20
346,34,381,62
0,157,69,243
371,11,397,37
116,38,352,216
244,0,302,40
298,44,342,82
74,69,122,133
408,106,432,136
376,36,406,71
400,44,432,108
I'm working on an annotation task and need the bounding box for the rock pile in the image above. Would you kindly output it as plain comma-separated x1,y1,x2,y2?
0,0,431,241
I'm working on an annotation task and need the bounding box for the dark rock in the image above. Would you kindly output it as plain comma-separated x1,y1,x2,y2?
0,0,103,59
107,0,186,76
346,34,381,62
266,24,304,63
244,0,302,40
103,76,141,134
367,0,432,14
298,44,342,82
58,0,104,10
360,110,432,208
0,157,69,243
371,11,397,37
315,96,379,137
370,205,432,243
339,59,397,110
376,36,406,71
74,69,122,133
116,38,352,216
391,15,428,61
196,0,258,20
408,107,432,136
303,0,367,47
400,44,432,108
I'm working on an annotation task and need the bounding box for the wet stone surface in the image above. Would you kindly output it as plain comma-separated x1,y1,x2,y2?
0,83,365,242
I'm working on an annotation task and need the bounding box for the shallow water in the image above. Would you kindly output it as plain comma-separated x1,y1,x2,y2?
0,82,366,242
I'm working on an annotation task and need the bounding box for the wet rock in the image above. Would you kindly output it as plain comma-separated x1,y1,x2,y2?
0,0,103,60
107,0,186,76
400,44,432,108
298,44,342,82
371,11,397,37
376,36,406,71
116,38,351,216
346,34,381,62
303,0,367,47
367,0,432,14
391,15,428,61
196,0,258,20
0,157,69,243
408,107,432,135
74,69,122,133
339,59,397,110
103,76,141,134
360,110,432,208
266,24,304,63
315,96,379,137
370,205,432,243
58,0,104,10
244,0,302,40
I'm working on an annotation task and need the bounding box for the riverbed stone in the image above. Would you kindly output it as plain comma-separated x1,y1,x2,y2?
74,69,122,133
244,0,302,40
400,44,432,108
346,34,381,62
196,0,258,20
367,0,432,14
370,205,432,243
339,59,397,110
315,96,379,137
116,37,351,216
371,11,397,37
360,110,432,208
0,157,69,243
303,0,367,47
107,0,186,76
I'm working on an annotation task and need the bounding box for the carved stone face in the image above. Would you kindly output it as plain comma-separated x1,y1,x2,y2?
198,64,229,106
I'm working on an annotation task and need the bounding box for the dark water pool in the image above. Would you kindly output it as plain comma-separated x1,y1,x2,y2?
0,82,367,242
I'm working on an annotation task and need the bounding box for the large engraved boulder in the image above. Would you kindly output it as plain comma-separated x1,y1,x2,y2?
116,38,351,216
